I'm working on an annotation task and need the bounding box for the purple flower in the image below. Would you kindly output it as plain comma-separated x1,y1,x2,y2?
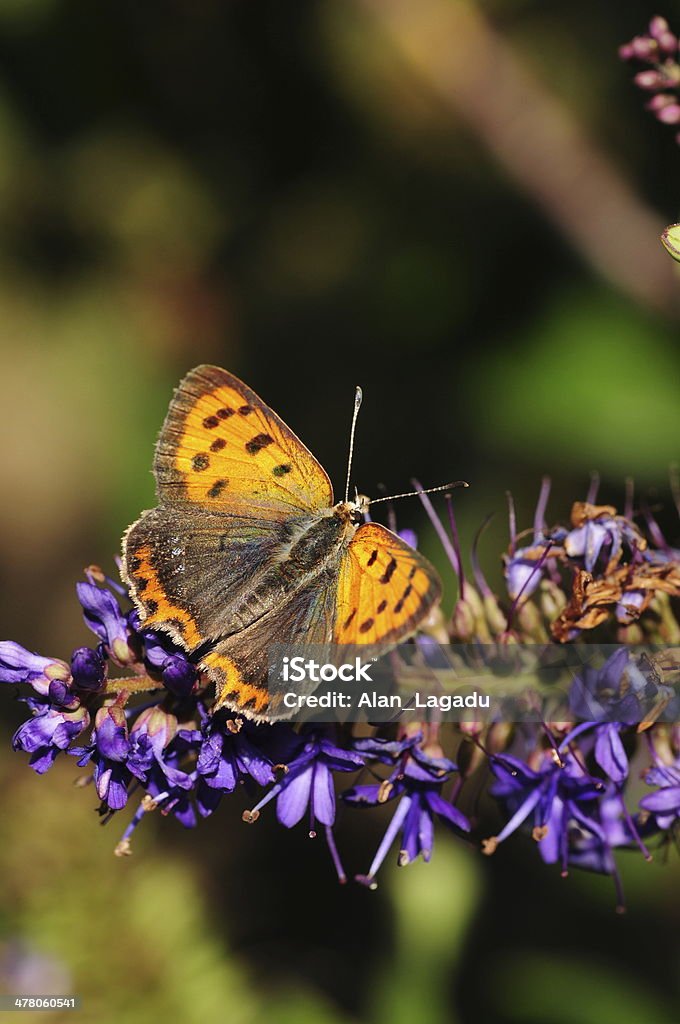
141,629,197,697
484,748,606,874
242,730,364,882
482,735,651,893
127,706,193,791
0,641,71,697
246,730,363,831
564,510,642,574
76,582,137,665
72,702,131,810
70,647,107,694
12,702,90,774
639,761,680,830
345,742,469,888
195,715,274,815
568,648,639,724
504,478,560,601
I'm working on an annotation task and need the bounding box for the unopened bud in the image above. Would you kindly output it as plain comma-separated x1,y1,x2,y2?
632,35,658,60
483,594,508,636
634,69,669,89
487,722,513,755
656,102,680,123
451,599,477,641
538,579,567,622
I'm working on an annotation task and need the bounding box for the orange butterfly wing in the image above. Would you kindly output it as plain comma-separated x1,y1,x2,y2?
153,364,333,517
334,522,442,645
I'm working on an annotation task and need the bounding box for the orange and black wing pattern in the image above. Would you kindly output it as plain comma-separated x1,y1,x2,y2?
334,522,442,646
152,364,333,518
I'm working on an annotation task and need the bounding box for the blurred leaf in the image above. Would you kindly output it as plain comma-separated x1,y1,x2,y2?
465,288,680,479
370,836,481,1024
492,952,676,1024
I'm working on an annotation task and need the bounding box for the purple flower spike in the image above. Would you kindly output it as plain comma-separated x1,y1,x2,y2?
0,641,71,697
76,582,136,665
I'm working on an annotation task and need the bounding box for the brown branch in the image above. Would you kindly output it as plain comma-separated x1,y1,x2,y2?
355,0,679,314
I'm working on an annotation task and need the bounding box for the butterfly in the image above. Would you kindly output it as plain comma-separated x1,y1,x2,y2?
121,365,442,721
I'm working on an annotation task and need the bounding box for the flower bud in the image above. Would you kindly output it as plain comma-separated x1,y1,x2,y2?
451,599,477,641
0,641,71,697
631,35,658,60
649,17,677,52
162,654,197,697
71,647,107,693
634,69,669,89
486,722,513,755
647,92,675,112
483,594,508,636
131,706,178,751
538,579,567,622
656,102,680,123
516,600,548,641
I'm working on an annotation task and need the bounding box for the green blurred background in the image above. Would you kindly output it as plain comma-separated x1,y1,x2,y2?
0,0,679,1021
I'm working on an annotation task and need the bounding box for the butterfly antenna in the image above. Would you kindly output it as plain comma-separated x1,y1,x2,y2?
369,480,469,506
344,385,363,503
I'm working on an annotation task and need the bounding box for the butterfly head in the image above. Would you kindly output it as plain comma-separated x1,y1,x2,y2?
334,495,370,526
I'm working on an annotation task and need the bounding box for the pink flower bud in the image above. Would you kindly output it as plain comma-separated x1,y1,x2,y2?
632,35,659,60
649,16,670,39
647,92,675,111
657,102,680,123
634,69,668,89
657,31,678,55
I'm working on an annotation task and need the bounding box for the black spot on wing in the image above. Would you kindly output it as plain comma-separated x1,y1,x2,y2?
203,415,220,429
380,558,397,584
210,438,226,452
192,454,210,472
367,549,378,567
246,433,274,455
218,407,234,419
359,617,374,633
343,609,356,630
238,405,253,416
207,479,228,499
393,584,413,615
273,463,292,477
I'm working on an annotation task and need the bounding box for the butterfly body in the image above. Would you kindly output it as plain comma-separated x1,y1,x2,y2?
122,366,442,721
